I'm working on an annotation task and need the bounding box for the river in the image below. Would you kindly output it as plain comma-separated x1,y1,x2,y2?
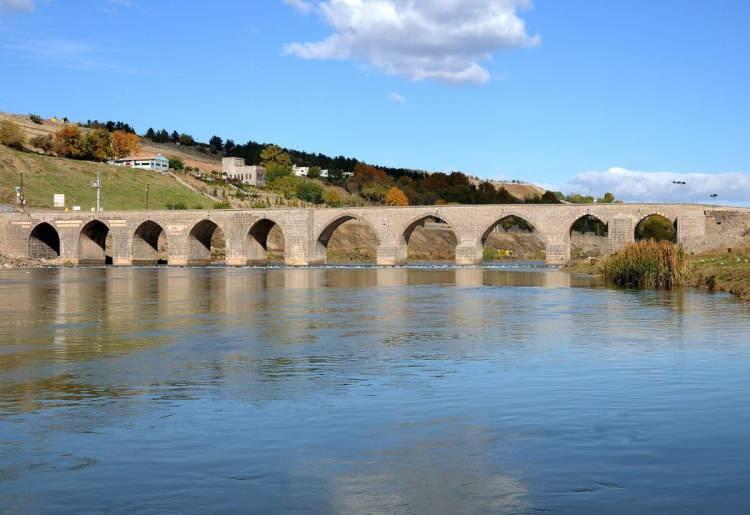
1,266,749,513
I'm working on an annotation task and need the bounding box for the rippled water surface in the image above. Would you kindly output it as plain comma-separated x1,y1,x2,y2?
1,266,750,514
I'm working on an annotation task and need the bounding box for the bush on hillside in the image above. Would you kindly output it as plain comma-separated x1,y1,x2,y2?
600,240,690,289
30,134,53,154
29,114,44,125
323,188,343,207
168,156,185,171
296,180,324,204
0,120,26,150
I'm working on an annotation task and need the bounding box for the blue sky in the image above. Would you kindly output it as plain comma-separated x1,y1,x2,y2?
1,0,749,202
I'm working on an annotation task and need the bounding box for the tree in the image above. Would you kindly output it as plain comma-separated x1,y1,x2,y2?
168,156,185,171
179,133,195,146
145,128,156,140
268,175,301,199
53,125,84,158
307,166,321,179
111,130,141,159
82,128,113,161
296,180,324,204
209,135,223,153
30,134,53,154
265,162,292,183
0,120,25,150
224,139,236,154
260,144,293,169
598,192,616,203
386,186,409,206
170,130,180,143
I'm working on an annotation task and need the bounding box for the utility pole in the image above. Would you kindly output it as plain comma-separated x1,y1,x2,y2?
91,173,102,211
145,184,150,210
672,180,687,204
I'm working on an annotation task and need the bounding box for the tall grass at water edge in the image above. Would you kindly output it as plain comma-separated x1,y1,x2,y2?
600,240,691,289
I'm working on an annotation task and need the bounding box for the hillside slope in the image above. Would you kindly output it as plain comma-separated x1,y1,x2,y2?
0,144,213,210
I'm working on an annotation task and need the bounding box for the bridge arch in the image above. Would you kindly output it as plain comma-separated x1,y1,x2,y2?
569,214,609,259
133,220,168,264
400,214,459,262
188,219,226,265
247,218,285,264
28,222,60,260
79,219,112,265
480,214,546,261
314,214,381,264
635,213,677,243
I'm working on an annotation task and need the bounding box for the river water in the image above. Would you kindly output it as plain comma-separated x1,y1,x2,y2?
0,266,749,514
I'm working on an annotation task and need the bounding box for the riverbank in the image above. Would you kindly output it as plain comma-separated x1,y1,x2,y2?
566,251,750,301
0,253,55,268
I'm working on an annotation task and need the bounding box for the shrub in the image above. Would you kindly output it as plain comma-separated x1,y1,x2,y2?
296,180,324,204
600,241,691,289
0,120,26,150
212,201,231,209
483,246,498,261
269,175,301,199
168,156,185,171
29,114,44,125
167,202,187,210
30,134,53,154
323,188,343,207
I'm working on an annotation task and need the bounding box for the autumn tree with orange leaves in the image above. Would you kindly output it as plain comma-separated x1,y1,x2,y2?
386,186,409,206
111,130,141,159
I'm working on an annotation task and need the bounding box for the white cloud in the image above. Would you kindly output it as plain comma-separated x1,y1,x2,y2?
285,0,314,13
0,0,34,12
389,92,406,103
283,0,540,85
564,167,750,204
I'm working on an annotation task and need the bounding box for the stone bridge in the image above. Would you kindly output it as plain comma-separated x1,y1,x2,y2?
1,204,748,266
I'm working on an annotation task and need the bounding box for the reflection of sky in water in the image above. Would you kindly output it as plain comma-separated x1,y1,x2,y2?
0,267,749,513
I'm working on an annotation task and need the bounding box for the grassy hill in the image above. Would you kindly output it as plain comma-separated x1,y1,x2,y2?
0,144,212,211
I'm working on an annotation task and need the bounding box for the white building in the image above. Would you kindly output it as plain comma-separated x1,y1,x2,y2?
222,158,266,187
293,165,330,178
112,153,169,171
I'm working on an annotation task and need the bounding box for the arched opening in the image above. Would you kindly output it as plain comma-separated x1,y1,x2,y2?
188,220,225,265
247,219,285,264
403,216,457,262
28,222,60,260
482,215,545,261
79,220,112,265
317,216,379,264
635,214,677,243
133,221,168,265
570,215,609,259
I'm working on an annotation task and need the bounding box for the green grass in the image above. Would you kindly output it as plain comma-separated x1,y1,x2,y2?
0,145,213,210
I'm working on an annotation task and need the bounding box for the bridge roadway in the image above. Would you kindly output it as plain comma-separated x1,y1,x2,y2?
1,204,747,266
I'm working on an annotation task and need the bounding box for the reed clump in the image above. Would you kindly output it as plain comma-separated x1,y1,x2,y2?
600,240,691,289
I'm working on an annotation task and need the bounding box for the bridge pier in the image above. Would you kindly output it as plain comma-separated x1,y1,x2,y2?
608,215,635,254
376,244,408,266
545,239,570,265
456,242,483,265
